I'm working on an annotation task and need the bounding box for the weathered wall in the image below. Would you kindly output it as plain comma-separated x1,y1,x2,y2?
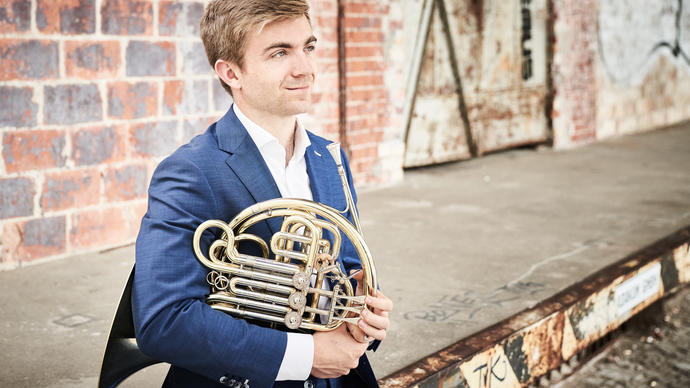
0,0,230,269
1,0,687,269
552,0,690,147
0,0,401,269
396,0,551,167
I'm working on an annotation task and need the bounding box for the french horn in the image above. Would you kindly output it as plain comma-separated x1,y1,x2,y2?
192,143,377,331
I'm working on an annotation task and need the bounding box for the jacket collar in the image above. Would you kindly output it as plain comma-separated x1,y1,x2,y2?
215,108,343,236
216,108,283,234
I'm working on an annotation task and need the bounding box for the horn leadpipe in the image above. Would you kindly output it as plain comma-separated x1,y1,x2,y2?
326,143,363,236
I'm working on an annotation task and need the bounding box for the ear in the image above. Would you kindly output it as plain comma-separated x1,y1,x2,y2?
214,59,242,90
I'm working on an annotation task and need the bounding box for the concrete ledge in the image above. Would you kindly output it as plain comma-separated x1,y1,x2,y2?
379,225,690,387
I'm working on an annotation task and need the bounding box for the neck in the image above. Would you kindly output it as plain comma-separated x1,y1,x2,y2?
235,102,297,164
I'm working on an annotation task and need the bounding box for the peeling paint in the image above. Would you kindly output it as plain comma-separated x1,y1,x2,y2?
504,336,529,383
379,229,690,388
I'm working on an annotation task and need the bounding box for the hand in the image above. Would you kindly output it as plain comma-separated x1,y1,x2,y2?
311,324,369,378
346,270,393,343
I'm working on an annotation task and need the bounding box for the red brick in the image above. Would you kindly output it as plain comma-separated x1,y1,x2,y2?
348,88,386,101
127,200,148,236
65,40,120,79
344,16,381,29
2,130,66,173
159,1,204,37
101,0,152,35
181,41,211,75
70,206,128,249
130,120,178,157
347,74,384,88
345,45,383,58
71,124,127,166
44,84,103,125
315,46,338,60
316,30,339,44
349,145,378,160
345,30,384,43
0,39,58,80
163,80,209,115
0,0,30,33
1,217,66,263
346,117,380,132
313,0,337,15
23,216,66,260
104,163,147,202
0,86,38,127
107,81,157,119
213,81,233,112
126,41,175,76
0,176,34,219
347,101,387,117
41,169,100,211
344,2,384,15
182,117,215,143
37,0,95,34
347,130,383,146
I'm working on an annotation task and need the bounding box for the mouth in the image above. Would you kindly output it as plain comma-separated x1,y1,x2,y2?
286,85,311,91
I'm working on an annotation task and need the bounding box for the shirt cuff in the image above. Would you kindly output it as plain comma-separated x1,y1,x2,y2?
275,332,314,381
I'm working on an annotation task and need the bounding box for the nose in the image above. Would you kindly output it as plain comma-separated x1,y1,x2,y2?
292,50,316,79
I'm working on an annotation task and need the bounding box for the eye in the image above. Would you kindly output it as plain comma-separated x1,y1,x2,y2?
305,44,316,53
272,50,287,58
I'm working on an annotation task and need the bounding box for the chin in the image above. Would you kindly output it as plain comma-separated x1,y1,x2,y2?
284,100,312,115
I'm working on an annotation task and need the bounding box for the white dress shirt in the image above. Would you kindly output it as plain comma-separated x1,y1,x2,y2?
233,104,315,381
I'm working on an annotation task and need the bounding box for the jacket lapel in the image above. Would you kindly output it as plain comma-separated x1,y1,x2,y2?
216,108,282,234
305,135,340,209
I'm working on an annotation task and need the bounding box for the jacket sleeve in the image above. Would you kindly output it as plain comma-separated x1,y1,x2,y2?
131,154,287,387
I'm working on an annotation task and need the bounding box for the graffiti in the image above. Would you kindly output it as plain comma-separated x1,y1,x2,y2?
403,281,546,323
520,0,533,80
473,354,508,387
598,0,690,84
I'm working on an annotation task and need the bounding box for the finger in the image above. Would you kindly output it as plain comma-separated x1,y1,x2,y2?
365,293,393,312
372,309,389,318
346,321,365,337
349,269,364,296
361,309,390,330
348,269,363,282
357,318,386,341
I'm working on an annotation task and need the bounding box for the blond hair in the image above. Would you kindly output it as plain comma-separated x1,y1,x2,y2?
200,0,311,95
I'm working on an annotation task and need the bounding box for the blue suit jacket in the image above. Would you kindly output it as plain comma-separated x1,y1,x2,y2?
132,108,379,388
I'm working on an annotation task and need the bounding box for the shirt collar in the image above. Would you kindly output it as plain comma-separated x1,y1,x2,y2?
233,103,311,163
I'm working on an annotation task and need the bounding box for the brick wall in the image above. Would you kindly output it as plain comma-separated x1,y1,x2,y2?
342,0,403,185
551,0,690,148
0,0,401,269
594,0,690,139
551,0,598,148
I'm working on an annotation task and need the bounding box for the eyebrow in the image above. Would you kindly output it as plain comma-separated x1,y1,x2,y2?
263,35,317,54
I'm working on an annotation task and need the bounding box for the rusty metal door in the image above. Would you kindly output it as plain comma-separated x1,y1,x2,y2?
403,0,550,167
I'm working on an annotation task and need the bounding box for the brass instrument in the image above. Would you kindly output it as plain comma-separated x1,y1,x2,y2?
192,143,377,331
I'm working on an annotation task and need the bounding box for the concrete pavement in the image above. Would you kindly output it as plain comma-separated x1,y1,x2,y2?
1,121,689,387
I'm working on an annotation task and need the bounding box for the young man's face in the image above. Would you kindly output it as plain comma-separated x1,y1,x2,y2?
232,15,317,120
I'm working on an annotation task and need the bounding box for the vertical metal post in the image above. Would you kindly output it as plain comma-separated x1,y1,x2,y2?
402,0,435,150
337,0,349,155
436,0,478,157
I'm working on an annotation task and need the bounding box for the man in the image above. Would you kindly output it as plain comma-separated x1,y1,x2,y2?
131,1,393,387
